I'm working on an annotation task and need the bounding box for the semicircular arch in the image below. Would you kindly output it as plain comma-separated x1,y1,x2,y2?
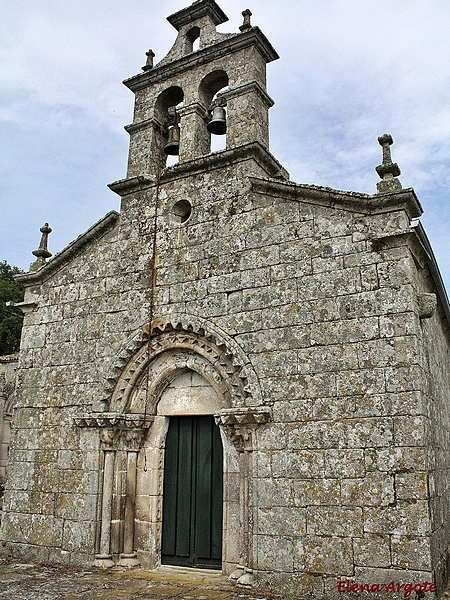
103,314,262,413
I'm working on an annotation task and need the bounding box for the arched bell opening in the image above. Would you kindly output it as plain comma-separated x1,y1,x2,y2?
199,70,229,155
154,86,184,168
185,26,200,53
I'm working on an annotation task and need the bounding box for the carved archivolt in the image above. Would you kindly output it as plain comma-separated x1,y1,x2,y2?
104,315,262,414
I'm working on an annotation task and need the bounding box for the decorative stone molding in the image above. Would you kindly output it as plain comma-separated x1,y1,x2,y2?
215,407,271,452
104,315,263,412
249,176,422,219
74,413,153,429
220,81,274,109
75,413,153,450
107,175,154,196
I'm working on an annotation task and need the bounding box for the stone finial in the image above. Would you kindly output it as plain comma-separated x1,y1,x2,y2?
30,223,52,272
142,49,155,71
376,133,402,194
239,9,252,32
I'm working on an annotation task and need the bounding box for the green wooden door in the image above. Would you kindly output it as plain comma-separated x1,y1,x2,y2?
161,416,223,568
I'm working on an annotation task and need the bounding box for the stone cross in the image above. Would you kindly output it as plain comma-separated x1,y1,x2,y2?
142,49,155,71
375,133,402,193
30,223,52,272
239,9,252,32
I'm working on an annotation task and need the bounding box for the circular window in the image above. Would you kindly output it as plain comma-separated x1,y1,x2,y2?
171,199,192,224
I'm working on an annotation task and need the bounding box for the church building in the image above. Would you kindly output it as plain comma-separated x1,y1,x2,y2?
1,1,450,597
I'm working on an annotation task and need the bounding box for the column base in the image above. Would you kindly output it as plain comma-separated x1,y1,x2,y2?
93,554,115,568
118,553,140,567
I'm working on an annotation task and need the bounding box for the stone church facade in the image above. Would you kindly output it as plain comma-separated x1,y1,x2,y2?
1,1,450,597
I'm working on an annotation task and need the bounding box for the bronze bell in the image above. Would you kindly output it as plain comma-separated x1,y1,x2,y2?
207,107,226,135
164,125,180,155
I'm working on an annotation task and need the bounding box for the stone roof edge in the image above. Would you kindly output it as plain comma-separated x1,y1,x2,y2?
124,27,278,92
249,176,423,218
108,175,155,196
167,0,228,29
415,222,450,327
16,211,120,286
157,142,289,184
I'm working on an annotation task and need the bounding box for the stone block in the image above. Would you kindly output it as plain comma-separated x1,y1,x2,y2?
298,535,353,576
306,506,363,536
336,368,386,396
353,534,391,567
346,417,393,448
255,534,293,572
393,415,426,446
62,519,96,553
272,398,313,423
255,477,293,508
386,365,423,393
365,447,426,472
55,492,97,521
395,472,428,501
256,506,306,536
257,424,287,450
293,478,340,506
364,501,430,536
287,421,347,450
391,535,431,571
341,473,395,507
310,317,379,346
324,449,365,478
272,450,325,478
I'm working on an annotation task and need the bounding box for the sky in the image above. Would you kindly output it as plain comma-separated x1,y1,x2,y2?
1,0,449,295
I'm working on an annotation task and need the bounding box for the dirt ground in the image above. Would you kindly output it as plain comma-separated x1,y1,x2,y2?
0,556,278,600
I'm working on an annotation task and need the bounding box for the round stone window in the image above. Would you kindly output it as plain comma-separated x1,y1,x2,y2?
171,199,192,224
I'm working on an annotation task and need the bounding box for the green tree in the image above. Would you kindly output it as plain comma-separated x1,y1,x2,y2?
0,261,24,355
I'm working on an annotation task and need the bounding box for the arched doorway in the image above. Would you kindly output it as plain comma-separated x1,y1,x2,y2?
83,322,269,579
161,415,223,568
157,369,224,569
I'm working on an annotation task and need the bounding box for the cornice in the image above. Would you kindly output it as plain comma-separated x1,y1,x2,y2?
167,0,228,29
108,175,155,196
123,28,278,92
158,142,288,184
249,177,423,218
16,211,119,286
220,81,274,108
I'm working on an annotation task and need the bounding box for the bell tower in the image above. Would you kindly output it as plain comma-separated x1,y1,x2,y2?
123,0,284,179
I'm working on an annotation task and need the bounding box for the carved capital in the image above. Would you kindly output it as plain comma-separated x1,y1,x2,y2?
120,428,146,451
99,428,116,450
75,413,153,450
215,407,271,452
74,413,154,429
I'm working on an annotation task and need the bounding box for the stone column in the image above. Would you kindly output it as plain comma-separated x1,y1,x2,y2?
74,413,153,568
119,429,145,567
94,428,116,568
0,415,12,480
178,103,210,161
215,407,271,586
